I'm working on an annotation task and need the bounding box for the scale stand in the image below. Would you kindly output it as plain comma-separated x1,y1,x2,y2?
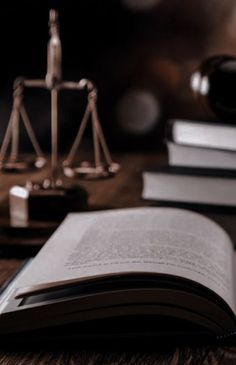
6,9,120,224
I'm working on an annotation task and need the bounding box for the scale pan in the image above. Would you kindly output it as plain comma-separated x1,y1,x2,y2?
0,157,46,173
63,162,120,180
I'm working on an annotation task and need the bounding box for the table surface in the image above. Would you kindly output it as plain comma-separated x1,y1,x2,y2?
0,150,236,365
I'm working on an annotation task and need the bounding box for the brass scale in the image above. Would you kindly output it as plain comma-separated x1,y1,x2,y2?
0,9,119,223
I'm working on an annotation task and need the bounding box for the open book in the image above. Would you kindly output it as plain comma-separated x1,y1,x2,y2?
0,207,236,342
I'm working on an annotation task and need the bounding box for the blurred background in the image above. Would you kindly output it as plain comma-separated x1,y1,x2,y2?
0,0,236,152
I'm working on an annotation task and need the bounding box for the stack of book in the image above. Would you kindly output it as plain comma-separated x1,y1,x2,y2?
167,119,236,171
142,119,236,243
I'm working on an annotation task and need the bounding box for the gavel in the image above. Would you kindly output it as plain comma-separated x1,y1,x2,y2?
191,55,236,122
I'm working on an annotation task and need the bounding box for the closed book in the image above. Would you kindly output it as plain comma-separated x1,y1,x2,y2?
142,169,236,209
167,141,236,171
167,119,236,151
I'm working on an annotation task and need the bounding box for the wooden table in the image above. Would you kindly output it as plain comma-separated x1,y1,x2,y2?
0,150,236,365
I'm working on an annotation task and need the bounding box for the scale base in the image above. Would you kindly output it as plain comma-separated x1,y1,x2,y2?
9,182,88,224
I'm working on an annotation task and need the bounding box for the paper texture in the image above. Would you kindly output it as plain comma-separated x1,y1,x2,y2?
15,208,235,312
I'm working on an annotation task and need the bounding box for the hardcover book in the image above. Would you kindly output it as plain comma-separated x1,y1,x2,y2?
167,141,236,171
142,169,236,208
167,119,236,151
166,119,236,171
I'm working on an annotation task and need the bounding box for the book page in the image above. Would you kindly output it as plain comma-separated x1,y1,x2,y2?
16,208,235,312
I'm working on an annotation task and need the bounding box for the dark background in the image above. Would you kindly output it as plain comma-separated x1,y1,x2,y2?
0,0,236,152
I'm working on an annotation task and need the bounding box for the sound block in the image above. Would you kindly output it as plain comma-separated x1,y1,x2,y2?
9,184,88,224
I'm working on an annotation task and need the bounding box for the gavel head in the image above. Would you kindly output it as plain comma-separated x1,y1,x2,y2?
190,55,236,122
